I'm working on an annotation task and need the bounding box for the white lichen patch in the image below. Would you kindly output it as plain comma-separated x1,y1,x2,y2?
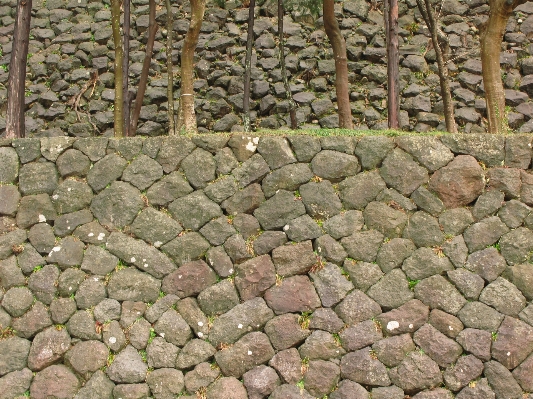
38,214,47,223
387,321,400,331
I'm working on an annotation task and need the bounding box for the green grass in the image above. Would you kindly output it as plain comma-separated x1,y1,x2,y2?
182,128,452,139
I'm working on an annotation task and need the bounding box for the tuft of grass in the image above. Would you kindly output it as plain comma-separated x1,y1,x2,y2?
408,279,420,291
298,311,312,330
0,326,16,340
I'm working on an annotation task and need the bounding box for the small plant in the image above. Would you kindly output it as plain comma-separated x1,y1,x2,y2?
148,328,156,344
298,311,312,329
159,290,166,298
106,352,115,367
490,242,501,251
405,22,419,35
296,379,305,389
369,348,378,359
310,253,325,273
139,350,147,362
275,274,284,286
0,65,7,72
300,356,310,374
32,265,43,273
408,279,420,291
294,190,301,200
12,244,24,254
0,326,15,340
196,387,208,399
491,332,498,341
332,333,342,346
115,260,127,271
432,246,445,258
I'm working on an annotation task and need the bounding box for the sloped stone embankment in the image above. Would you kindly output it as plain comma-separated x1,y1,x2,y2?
1,134,533,398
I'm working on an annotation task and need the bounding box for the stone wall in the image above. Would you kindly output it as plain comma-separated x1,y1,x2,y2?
1,134,533,398
3,0,533,135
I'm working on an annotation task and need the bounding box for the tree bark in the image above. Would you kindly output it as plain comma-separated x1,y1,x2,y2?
323,0,353,129
130,0,158,136
166,0,176,135
279,0,297,129
177,0,206,133
481,0,526,133
6,0,32,139
385,0,400,129
416,0,457,133
110,0,124,137
243,0,256,133
123,0,131,136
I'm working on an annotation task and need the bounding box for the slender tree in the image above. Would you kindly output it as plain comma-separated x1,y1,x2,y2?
481,0,526,133
123,0,131,136
278,0,297,129
243,0,256,133
176,0,206,133
415,0,457,133
130,0,158,136
166,0,176,135
110,0,124,137
5,0,33,139
322,0,353,129
384,0,400,129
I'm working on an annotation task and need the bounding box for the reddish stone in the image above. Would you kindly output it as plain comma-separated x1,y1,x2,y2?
429,155,484,208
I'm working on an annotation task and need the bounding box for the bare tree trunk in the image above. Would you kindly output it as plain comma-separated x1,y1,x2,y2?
481,0,526,133
166,0,176,135
416,0,457,133
110,0,124,137
243,0,256,133
177,0,206,133
323,0,353,129
123,0,131,137
6,0,32,139
279,0,297,129
385,0,400,129
130,0,158,136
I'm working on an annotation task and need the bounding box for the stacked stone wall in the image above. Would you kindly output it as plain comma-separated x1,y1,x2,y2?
3,0,533,134
1,134,533,398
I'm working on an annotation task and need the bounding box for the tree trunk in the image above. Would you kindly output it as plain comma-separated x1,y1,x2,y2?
177,0,206,133
416,0,457,133
166,0,176,135
130,0,158,136
385,0,400,129
5,0,32,139
123,0,131,136
481,0,526,133
279,0,297,129
323,0,353,129
110,0,124,137
243,0,256,133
